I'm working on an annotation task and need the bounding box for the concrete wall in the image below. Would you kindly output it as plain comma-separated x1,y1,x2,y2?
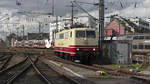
104,40,132,64
116,43,132,64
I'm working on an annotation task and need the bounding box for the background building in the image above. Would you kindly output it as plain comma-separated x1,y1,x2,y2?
130,18,150,33
104,17,150,36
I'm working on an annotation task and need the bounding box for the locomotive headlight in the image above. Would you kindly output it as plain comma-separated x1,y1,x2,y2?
93,48,96,51
76,48,80,51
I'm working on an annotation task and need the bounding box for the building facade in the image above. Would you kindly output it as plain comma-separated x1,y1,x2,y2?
104,17,137,36
130,18,150,33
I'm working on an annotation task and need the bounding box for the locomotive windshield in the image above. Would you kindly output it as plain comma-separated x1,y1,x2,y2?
86,31,96,38
76,30,95,38
76,31,86,38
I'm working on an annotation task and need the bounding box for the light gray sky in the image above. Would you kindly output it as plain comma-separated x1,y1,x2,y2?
0,0,142,16
0,0,149,19
0,0,149,40
0,0,96,16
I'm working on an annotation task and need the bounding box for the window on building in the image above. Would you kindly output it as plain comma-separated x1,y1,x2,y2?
133,36,138,40
139,44,144,49
59,33,64,39
145,36,150,39
133,45,137,49
138,36,144,39
86,31,96,38
76,30,85,38
145,45,150,49
127,36,132,38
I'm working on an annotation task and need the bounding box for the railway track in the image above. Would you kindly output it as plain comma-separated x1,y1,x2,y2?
37,57,81,84
92,64,150,77
1,48,150,84
0,53,14,72
43,55,150,84
0,53,84,84
130,76,150,84
0,56,9,61
0,55,13,71
0,56,28,84
44,55,150,77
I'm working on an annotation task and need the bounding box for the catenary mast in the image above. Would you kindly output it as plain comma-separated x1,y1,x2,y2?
99,0,104,55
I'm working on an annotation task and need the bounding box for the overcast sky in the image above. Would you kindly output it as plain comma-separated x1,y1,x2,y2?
0,0,96,16
0,0,149,19
0,0,143,16
0,0,149,40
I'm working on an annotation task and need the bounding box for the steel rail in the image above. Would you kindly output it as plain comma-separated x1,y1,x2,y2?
28,56,52,84
0,55,5,59
6,56,38,84
0,56,12,71
0,57,28,74
6,63,32,84
0,56,8,61
45,56,150,77
93,64,150,77
130,76,150,84
40,59,81,84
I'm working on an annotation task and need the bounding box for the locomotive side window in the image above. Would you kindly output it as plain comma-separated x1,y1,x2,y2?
56,34,59,39
59,33,64,39
133,36,138,40
70,32,72,37
86,31,96,38
139,44,144,49
76,31,85,38
145,45,150,49
133,45,137,49
34,43,38,46
145,36,150,39
139,36,144,39
28,41,32,46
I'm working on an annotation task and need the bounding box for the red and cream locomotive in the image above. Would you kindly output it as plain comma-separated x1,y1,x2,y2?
53,27,98,63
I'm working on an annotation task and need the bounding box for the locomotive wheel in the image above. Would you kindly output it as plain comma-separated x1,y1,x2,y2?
55,52,59,57
71,56,75,62
81,56,89,64
64,53,69,60
68,56,71,61
60,52,64,58
68,56,72,61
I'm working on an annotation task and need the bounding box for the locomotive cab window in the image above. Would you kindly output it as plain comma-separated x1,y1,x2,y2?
65,32,69,39
76,30,96,38
86,31,96,38
56,34,59,39
76,30,85,38
59,33,64,39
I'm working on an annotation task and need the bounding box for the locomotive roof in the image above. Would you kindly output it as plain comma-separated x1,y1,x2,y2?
57,28,96,34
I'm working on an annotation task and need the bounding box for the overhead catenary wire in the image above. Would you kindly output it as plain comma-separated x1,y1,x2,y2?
104,0,150,19
72,0,142,22
73,1,98,21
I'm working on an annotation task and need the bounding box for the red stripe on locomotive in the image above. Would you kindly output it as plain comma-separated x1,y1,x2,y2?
54,45,98,56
